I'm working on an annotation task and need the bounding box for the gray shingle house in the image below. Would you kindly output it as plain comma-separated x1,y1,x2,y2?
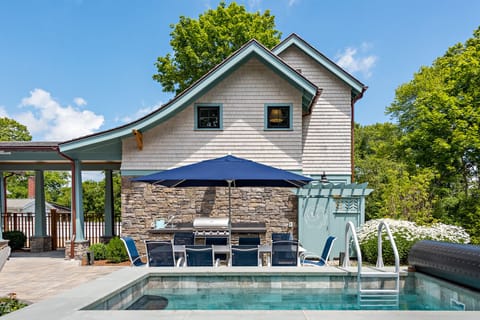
0,34,371,259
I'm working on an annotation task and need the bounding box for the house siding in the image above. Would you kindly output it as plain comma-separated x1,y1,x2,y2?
278,46,352,176
121,57,304,172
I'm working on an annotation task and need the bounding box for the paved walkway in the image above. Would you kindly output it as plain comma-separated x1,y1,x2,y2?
0,249,125,304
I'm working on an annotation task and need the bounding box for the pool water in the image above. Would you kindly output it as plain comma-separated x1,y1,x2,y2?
84,272,480,311
134,287,446,310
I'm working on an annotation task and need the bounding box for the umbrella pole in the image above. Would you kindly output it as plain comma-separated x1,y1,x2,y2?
227,180,232,245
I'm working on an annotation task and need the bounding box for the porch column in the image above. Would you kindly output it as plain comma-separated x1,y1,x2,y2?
0,170,4,241
74,160,85,241
34,170,46,236
30,170,52,252
103,169,115,239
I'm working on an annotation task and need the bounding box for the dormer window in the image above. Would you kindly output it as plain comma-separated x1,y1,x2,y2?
195,104,223,130
265,104,292,130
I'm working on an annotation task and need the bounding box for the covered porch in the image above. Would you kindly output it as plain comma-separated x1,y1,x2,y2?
0,141,121,259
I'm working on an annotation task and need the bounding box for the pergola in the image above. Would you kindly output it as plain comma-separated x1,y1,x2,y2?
0,141,121,259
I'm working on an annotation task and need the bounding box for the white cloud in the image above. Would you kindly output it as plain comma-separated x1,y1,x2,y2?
73,97,87,106
248,0,262,9
18,88,104,141
117,103,161,124
335,43,377,78
287,0,299,7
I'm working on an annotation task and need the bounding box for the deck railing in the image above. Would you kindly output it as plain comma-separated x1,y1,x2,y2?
1,212,121,248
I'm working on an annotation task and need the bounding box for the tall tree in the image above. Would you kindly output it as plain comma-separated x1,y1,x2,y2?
355,123,437,223
0,117,32,141
386,26,480,242
387,26,480,194
153,1,281,94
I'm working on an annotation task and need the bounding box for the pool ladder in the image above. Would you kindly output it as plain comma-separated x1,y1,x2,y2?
343,221,400,309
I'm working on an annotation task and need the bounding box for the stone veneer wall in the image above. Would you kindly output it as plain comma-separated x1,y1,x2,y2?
122,177,298,255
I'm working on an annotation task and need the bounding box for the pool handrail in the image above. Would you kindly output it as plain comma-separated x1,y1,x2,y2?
376,220,400,273
342,221,362,274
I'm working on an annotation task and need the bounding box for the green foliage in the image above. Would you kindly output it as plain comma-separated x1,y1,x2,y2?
105,237,128,263
386,26,480,223
44,171,70,204
354,123,437,223
0,117,31,141
89,243,107,260
357,219,470,265
4,174,29,199
361,233,416,265
81,172,122,220
0,295,28,316
2,231,26,250
153,0,281,94
354,27,480,244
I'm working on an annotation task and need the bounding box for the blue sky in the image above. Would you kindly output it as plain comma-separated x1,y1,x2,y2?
1,0,479,141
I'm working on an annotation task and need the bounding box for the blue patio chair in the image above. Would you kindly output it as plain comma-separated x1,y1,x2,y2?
174,232,195,261
239,237,261,245
145,240,183,267
270,240,299,266
120,236,146,267
205,237,228,261
301,236,337,267
185,245,219,267
174,232,195,245
230,245,261,266
271,233,293,241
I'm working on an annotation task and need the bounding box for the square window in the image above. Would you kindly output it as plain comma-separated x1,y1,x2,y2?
266,106,291,129
196,105,221,129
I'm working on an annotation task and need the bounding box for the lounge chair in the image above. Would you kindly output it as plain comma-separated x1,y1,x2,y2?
239,237,261,245
230,245,261,266
270,240,299,266
301,236,337,267
0,246,11,272
185,245,219,267
145,240,182,267
120,236,146,267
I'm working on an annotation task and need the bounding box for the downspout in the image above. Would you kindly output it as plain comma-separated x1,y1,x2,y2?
351,86,368,182
54,147,77,259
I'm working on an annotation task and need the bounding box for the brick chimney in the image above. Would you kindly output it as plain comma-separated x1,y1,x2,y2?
28,176,35,199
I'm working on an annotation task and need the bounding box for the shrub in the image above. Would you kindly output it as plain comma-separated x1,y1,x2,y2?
0,294,28,316
2,231,27,250
357,219,470,265
105,237,128,263
89,243,107,260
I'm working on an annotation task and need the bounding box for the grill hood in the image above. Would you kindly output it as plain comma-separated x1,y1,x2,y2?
193,217,229,229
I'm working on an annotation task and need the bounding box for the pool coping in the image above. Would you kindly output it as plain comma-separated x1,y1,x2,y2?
3,266,480,320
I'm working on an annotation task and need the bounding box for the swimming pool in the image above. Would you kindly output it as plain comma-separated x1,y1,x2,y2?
84,272,480,311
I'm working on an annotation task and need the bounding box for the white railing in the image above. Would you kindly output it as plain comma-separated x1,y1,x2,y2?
375,220,400,273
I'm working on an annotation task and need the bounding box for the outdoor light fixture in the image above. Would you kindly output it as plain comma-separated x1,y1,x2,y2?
320,171,328,183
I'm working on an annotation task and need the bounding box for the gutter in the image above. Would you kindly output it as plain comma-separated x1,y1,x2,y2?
351,86,368,182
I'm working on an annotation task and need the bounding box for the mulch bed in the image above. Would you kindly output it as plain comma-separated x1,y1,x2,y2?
89,260,131,266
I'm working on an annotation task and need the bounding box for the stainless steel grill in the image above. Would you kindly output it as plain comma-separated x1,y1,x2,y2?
193,217,229,237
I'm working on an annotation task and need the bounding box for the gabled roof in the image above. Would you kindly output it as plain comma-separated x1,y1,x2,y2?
272,33,367,98
59,39,319,155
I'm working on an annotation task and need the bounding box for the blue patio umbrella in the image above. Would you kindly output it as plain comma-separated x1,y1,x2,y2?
132,155,313,239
